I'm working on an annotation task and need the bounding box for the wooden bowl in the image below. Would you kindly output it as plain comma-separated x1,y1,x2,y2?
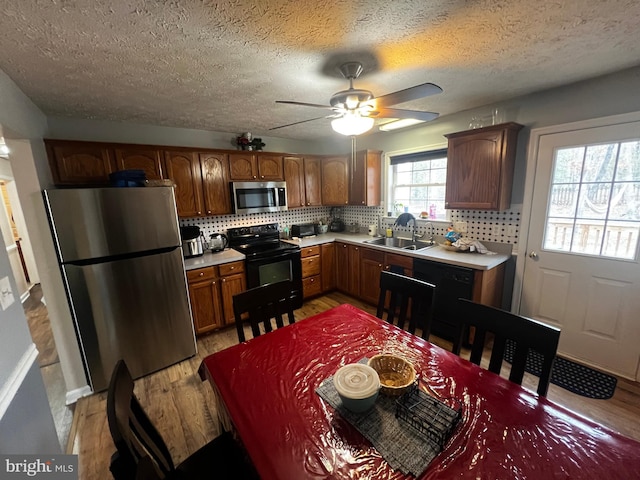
368,354,416,396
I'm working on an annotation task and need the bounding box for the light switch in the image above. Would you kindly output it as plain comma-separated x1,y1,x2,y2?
0,276,15,310
454,221,468,233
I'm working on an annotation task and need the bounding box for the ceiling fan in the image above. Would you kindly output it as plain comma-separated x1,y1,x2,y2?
270,62,442,136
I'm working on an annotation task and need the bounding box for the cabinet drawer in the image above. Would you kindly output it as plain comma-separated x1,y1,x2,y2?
186,266,217,283
301,245,320,258
303,275,322,297
301,255,321,277
219,261,244,276
385,253,413,272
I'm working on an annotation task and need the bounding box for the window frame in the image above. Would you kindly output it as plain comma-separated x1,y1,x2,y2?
384,143,449,220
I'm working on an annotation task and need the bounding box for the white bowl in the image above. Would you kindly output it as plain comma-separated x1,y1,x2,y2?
333,363,380,413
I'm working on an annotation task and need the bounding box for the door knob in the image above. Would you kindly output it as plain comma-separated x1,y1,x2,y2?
529,251,538,259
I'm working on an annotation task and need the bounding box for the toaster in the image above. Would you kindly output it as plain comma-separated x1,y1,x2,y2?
291,224,316,238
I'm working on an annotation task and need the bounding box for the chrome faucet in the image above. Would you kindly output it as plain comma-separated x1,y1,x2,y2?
423,222,435,244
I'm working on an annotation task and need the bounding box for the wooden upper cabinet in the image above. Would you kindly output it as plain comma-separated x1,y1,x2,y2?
114,146,163,180
200,152,232,215
349,150,382,206
322,156,349,205
257,154,284,180
45,140,115,185
304,156,322,206
228,152,257,180
444,122,523,211
283,156,306,208
163,150,204,218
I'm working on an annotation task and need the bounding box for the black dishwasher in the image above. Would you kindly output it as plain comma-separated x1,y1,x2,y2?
413,259,474,341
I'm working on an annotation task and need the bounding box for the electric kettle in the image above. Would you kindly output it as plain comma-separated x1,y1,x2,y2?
209,233,228,252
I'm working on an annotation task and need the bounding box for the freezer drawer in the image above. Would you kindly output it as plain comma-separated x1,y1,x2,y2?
63,247,196,391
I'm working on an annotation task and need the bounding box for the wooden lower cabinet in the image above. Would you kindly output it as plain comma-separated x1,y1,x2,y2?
359,248,384,305
321,243,335,292
335,242,360,297
301,245,322,299
186,261,246,335
186,267,223,335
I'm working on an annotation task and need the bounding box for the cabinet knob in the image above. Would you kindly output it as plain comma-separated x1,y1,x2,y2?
197,211,202,215
361,201,365,204
384,265,390,270
355,247,359,251
378,264,382,268
253,175,257,179
261,175,265,178
310,278,315,283
199,272,204,277
207,210,212,214
307,202,310,205
230,266,235,270
222,278,226,282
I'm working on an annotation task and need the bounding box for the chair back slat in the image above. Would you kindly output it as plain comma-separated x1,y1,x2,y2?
233,280,296,342
107,360,174,479
376,271,436,340
453,298,561,396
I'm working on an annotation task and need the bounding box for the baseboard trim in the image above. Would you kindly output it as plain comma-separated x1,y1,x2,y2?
0,343,38,420
65,385,92,405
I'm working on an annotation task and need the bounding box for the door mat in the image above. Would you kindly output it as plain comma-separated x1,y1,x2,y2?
503,339,617,399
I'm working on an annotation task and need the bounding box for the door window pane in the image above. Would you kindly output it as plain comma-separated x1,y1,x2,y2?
544,141,640,260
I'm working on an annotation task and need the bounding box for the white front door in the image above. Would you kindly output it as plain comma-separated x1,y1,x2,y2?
520,115,640,380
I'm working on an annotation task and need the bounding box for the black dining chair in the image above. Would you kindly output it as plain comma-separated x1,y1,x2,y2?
453,298,561,396
376,271,436,340
233,280,296,342
107,359,258,480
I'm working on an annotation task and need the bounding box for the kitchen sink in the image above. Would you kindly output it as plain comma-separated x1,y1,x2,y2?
364,237,436,251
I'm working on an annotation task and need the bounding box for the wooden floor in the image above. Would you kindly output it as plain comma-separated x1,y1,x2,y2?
70,292,640,480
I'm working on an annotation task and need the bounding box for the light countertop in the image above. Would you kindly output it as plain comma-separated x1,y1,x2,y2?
284,233,511,270
183,248,244,270
184,233,511,271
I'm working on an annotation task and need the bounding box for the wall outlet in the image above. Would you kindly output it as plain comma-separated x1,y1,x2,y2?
492,225,501,237
506,225,518,237
0,276,15,310
454,221,468,233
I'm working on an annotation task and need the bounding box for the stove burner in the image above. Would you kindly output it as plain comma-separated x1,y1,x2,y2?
228,223,300,258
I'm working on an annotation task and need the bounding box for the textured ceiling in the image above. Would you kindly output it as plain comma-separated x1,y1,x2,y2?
1,0,640,140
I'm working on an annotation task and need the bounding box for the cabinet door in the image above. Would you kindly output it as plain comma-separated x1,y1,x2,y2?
348,245,361,297
200,152,232,215
322,156,349,205
321,243,335,292
349,150,382,206
257,154,284,180
114,147,163,180
360,247,384,304
445,123,522,210
283,156,306,208
229,152,257,180
335,242,349,292
220,272,246,324
46,141,115,185
188,277,224,334
164,151,204,218
304,156,322,206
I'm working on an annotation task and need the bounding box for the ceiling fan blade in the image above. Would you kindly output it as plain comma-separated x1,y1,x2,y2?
276,100,333,109
370,83,442,109
370,108,439,122
268,116,329,130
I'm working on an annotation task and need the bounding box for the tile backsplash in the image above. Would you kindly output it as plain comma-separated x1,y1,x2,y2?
180,204,522,248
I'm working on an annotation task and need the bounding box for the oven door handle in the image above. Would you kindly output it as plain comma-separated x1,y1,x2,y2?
247,250,300,263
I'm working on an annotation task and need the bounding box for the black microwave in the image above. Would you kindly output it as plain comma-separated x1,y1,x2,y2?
232,181,288,215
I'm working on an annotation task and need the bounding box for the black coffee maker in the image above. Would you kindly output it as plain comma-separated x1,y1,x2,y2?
329,207,345,232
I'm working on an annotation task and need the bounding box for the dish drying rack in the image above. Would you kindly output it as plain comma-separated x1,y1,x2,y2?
395,383,462,448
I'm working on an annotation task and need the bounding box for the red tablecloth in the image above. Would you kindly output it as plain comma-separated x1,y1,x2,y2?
200,304,640,479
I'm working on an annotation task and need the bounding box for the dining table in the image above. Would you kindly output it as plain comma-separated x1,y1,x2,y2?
199,304,640,479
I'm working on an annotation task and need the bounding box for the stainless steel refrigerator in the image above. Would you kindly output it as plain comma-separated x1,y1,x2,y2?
43,186,196,392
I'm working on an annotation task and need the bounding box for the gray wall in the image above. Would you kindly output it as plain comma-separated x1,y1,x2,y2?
0,68,61,453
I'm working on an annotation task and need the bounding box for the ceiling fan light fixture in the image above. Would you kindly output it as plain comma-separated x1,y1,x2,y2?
331,113,374,136
378,118,426,131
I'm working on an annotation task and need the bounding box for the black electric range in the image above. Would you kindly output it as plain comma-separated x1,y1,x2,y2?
228,223,303,308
